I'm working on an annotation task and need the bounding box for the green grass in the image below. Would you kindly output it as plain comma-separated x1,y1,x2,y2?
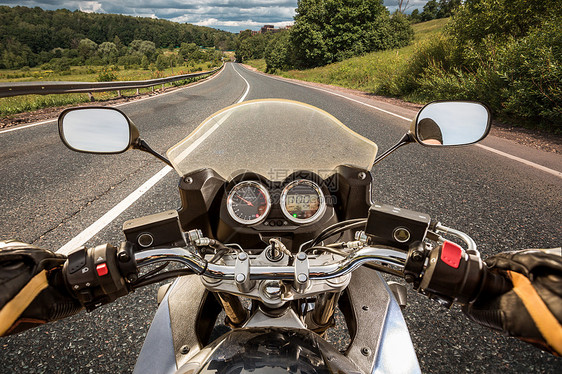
245,18,449,98
0,62,219,117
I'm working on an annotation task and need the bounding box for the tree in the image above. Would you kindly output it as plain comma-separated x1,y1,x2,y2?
420,0,439,21
129,40,156,62
179,42,198,61
437,0,461,18
78,38,98,60
397,0,411,14
155,54,169,71
236,33,269,62
265,31,293,72
290,0,413,68
409,9,422,23
97,41,118,63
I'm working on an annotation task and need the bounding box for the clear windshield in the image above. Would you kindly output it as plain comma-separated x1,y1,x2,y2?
167,99,378,181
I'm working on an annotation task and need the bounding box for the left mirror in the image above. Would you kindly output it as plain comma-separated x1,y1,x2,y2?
58,107,135,154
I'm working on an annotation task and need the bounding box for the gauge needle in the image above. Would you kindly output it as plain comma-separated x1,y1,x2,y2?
236,194,254,206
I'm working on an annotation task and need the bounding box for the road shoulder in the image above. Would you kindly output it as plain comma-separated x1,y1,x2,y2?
241,64,561,155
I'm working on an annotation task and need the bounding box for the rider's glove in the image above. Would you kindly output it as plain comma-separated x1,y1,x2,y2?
0,241,83,336
462,248,562,356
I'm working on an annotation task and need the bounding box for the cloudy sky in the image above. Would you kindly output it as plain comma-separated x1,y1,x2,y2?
1,1,429,33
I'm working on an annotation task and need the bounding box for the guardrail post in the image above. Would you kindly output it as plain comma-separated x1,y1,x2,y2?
117,90,121,97
136,89,139,95
88,92,94,102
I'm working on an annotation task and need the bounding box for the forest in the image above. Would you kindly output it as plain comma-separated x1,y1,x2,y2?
0,6,236,69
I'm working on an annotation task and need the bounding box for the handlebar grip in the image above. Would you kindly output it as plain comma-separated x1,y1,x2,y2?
405,241,512,306
480,267,511,297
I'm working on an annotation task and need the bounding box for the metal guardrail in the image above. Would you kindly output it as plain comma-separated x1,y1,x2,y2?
0,64,223,98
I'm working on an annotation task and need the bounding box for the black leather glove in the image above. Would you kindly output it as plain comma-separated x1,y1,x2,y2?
0,241,83,336
463,248,562,356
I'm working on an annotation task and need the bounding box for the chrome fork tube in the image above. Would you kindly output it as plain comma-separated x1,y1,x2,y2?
214,292,248,327
312,291,341,333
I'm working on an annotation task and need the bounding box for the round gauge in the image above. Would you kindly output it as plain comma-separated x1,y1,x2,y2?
281,180,326,224
227,181,271,225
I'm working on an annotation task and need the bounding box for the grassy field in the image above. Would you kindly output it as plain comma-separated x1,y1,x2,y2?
0,62,220,117
245,18,449,99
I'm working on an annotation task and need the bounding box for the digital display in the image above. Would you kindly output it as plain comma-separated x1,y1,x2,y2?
282,180,326,223
285,193,320,219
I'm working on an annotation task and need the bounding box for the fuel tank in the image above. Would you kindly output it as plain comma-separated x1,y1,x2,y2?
176,327,362,373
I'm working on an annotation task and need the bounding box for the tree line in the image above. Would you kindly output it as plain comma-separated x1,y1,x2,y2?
0,6,235,69
236,0,414,71
408,0,461,23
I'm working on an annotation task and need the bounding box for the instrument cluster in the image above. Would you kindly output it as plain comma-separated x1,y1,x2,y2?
225,177,327,227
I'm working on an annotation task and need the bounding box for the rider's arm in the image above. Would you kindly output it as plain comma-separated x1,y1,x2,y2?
463,248,562,356
0,241,83,336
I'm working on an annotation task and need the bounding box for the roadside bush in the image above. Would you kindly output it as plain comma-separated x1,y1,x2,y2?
97,67,117,82
389,0,561,132
497,23,562,131
155,54,169,71
118,55,141,67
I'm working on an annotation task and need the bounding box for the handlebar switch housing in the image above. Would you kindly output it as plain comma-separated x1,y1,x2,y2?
63,244,132,311
403,241,427,288
409,241,491,306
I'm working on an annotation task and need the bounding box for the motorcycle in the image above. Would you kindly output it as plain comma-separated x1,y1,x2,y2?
53,98,502,373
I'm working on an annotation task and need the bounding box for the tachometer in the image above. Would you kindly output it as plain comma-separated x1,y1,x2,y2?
281,180,326,224
227,181,271,225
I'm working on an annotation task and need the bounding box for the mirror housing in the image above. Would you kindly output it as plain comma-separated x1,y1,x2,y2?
58,107,139,154
411,101,491,147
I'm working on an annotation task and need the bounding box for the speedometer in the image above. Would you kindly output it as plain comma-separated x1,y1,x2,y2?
281,180,326,224
227,181,271,225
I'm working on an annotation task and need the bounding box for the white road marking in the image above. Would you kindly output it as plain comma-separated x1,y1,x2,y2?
0,65,226,135
58,166,173,255
231,64,250,102
242,66,561,179
475,144,562,178
0,119,57,134
57,63,250,253
254,69,412,121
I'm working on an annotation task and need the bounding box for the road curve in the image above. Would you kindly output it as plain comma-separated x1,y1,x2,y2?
0,62,560,373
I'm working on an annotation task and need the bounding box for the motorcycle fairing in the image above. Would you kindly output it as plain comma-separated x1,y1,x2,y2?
134,267,420,374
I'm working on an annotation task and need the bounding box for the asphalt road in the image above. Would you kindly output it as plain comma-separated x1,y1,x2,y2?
1,62,561,373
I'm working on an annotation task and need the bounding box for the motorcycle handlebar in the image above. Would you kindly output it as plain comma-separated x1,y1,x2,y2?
63,239,512,311
133,245,408,281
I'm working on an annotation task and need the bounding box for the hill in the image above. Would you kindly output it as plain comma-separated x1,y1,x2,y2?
0,5,235,68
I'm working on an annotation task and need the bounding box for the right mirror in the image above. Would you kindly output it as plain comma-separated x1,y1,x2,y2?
415,101,491,146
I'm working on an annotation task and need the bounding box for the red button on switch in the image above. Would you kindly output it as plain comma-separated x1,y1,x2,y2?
441,241,462,268
96,263,108,276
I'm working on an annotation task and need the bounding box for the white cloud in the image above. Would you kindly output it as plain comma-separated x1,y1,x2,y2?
77,1,104,13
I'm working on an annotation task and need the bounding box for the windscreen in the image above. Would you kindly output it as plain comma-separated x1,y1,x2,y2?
167,99,378,181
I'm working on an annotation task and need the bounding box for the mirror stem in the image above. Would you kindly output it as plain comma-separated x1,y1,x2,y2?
133,139,173,167
373,132,415,165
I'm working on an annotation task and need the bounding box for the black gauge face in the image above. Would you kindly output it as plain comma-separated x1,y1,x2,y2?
281,180,326,224
227,181,271,225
